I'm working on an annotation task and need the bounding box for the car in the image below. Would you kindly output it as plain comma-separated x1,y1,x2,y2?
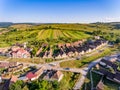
76,56,81,60
49,63,57,66
64,68,70,70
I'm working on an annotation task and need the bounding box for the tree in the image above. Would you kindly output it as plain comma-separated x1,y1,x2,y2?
52,80,59,89
9,80,24,90
22,85,29,90
116,37,120,44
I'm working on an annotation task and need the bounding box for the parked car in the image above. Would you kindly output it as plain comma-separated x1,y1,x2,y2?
64,68,70,70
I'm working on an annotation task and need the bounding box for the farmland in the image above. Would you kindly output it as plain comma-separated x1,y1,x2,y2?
0,23,120,48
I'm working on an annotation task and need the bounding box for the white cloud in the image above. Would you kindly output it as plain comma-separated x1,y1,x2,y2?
104,17,120,22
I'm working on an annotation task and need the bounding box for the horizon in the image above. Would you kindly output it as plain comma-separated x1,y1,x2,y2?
1,0,120,23
1,21,120,24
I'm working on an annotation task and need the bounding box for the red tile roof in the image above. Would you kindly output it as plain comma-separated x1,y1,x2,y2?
26,72,37,79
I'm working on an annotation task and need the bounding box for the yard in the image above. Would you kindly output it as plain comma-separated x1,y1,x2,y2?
81,71,102,90
57,71,81,90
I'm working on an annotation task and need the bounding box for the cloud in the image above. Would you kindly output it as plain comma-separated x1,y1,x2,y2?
104,17,120,22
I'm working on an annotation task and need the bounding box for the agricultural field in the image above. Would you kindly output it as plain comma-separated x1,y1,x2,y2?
0,24,93,47
0,23,120,48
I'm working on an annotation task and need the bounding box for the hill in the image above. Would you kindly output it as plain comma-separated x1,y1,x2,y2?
0,22,13,27
0,23,120,48
0,24,92,47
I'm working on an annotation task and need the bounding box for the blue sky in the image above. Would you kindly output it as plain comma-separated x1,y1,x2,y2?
0,0,120,23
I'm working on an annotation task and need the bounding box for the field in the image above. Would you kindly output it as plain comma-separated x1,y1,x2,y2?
0,23,120,48
0,24,94,47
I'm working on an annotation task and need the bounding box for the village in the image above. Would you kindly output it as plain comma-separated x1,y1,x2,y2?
0,36,107,59
0,36,120,90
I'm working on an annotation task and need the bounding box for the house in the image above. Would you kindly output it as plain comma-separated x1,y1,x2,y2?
11,48,30,58
19,67,45,81
47,49,53,58
58,43,65,48
0,62,18,69
19,76,28,81
36,39,107,59
117,55,120,61
0,48,8,56
65,43,71,47
95,36,100,40
114,72,120,83
10,75,18,83
0,62,10,68
34,67,45,78
51,71,63,82
97,59,120,84
36,47,42,56
7,63,23,72
96,80,104,90
98,68,108,75
43,70,63,82
26,72,37,81
106,72,115,81
99,59,118,71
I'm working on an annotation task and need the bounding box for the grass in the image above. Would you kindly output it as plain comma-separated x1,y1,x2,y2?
1,57,56,64
59,72,80,90
0,56,8,60
60,48,112,68
7,57,45,64
81,71,102,90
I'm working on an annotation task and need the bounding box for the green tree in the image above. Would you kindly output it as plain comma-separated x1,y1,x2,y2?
116,37,120,44
9,80,24,90
22,85,29,90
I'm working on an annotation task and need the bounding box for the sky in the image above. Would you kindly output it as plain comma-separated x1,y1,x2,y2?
0,0,120,23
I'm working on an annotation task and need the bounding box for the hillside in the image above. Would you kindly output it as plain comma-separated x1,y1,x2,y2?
0,23,120,48
0,24,91,47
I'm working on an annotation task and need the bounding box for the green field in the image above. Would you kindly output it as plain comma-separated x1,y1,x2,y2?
0,24,94,47
0,23,120,48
